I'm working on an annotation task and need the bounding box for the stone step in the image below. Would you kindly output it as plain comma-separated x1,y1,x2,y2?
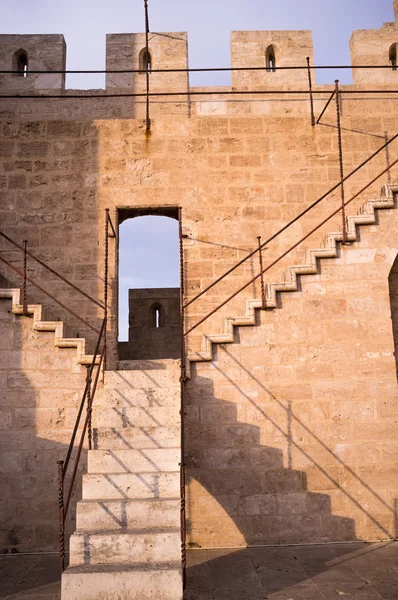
117,359,181,376
93,426,180,450
88,449,180,473
76,498,180,531
96,386,180,408
62,563,182,600
69,530,181,566
82,472,180,500
92,406,180,428
105,367,180,390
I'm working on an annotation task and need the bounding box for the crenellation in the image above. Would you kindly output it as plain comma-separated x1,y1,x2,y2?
0,34,66,91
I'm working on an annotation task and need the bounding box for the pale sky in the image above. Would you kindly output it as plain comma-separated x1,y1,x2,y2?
1,1,394,339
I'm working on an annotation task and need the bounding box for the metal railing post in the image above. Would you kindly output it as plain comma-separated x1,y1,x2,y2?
104,209,109,373
335,80,347,243
306,56,315,126
57,460,65,573
86,366,92,451
22,240,28,316
144,0,151,131
257,236,267,310
178,206,187,590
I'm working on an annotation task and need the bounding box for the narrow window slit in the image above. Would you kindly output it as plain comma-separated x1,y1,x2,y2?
139,48,152,73
265,45,276,73
390,43,397,71
13,49,29,77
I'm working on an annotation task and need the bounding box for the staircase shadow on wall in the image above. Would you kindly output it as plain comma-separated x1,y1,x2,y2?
0,287,86,577
184,343,398,597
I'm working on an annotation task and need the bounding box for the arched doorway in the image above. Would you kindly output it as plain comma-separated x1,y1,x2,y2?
117,208,181,361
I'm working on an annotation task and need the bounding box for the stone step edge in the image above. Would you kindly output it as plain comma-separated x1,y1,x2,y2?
188,183,398,364
64,562,182,574
0,288,97,367
78,497,181,504
73,527,181,536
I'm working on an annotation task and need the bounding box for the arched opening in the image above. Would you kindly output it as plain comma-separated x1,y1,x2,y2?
117,210,180,361
139,48,152,73
12,49,28,77
390,43,397,71
265,45,276,73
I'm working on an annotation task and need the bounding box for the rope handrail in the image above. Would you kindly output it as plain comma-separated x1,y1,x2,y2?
185,158,398,336
0,229,105,310
184,131,398,310
62,317,106,475
0,253,101,334
0,63,397,75
57,322,105,572
3,89,398,100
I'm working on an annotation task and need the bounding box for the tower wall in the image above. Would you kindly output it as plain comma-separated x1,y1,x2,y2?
0,34,66,91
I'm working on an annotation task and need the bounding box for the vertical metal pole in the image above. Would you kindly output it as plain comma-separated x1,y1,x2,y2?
257,236,267,310
335,80,347,244
178,206,186,590
57,460,65,572
306,56,315,127
86,366,92,451
23,240,28,316
144,0,151,131
104,209,109,373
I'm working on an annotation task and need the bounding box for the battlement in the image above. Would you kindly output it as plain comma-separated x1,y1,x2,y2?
0,34,66,91
231,30,314,88
1,2,398,95
350,5,398,85
106,32,188,92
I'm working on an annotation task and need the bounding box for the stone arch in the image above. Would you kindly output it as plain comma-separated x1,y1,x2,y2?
12,48,28,76
265,44,276,73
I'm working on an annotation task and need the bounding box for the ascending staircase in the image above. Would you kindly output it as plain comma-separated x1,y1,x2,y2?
62,359,183,600
189,184,398,362
0,287,95,365
1,184,397,599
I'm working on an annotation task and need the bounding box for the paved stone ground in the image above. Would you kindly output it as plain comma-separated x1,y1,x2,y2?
185,543,398,600
0,543,397,599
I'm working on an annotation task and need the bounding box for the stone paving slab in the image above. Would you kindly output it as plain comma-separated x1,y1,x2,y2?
1,543,398,599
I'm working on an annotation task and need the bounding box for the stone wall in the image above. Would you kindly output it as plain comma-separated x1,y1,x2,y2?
0,296,86,552
186,221,398,545
1,7,398,549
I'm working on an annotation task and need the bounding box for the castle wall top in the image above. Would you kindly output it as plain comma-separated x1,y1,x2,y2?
231,30,314,88
0,34,66,91
1,1,398,96
350,7,398,85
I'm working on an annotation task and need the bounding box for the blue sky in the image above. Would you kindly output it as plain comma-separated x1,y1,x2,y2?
1,1,395,339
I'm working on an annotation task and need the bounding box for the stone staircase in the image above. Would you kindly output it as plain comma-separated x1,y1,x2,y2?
189,183,397,362
62,359,183,600
0,287,95,365
1,183,397,598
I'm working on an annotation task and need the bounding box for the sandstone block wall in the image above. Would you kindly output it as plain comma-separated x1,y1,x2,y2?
1,7,398,549
0,297,86,552
186,221,398,545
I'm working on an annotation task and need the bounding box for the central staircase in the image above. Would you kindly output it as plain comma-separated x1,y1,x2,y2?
62,359,183,600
